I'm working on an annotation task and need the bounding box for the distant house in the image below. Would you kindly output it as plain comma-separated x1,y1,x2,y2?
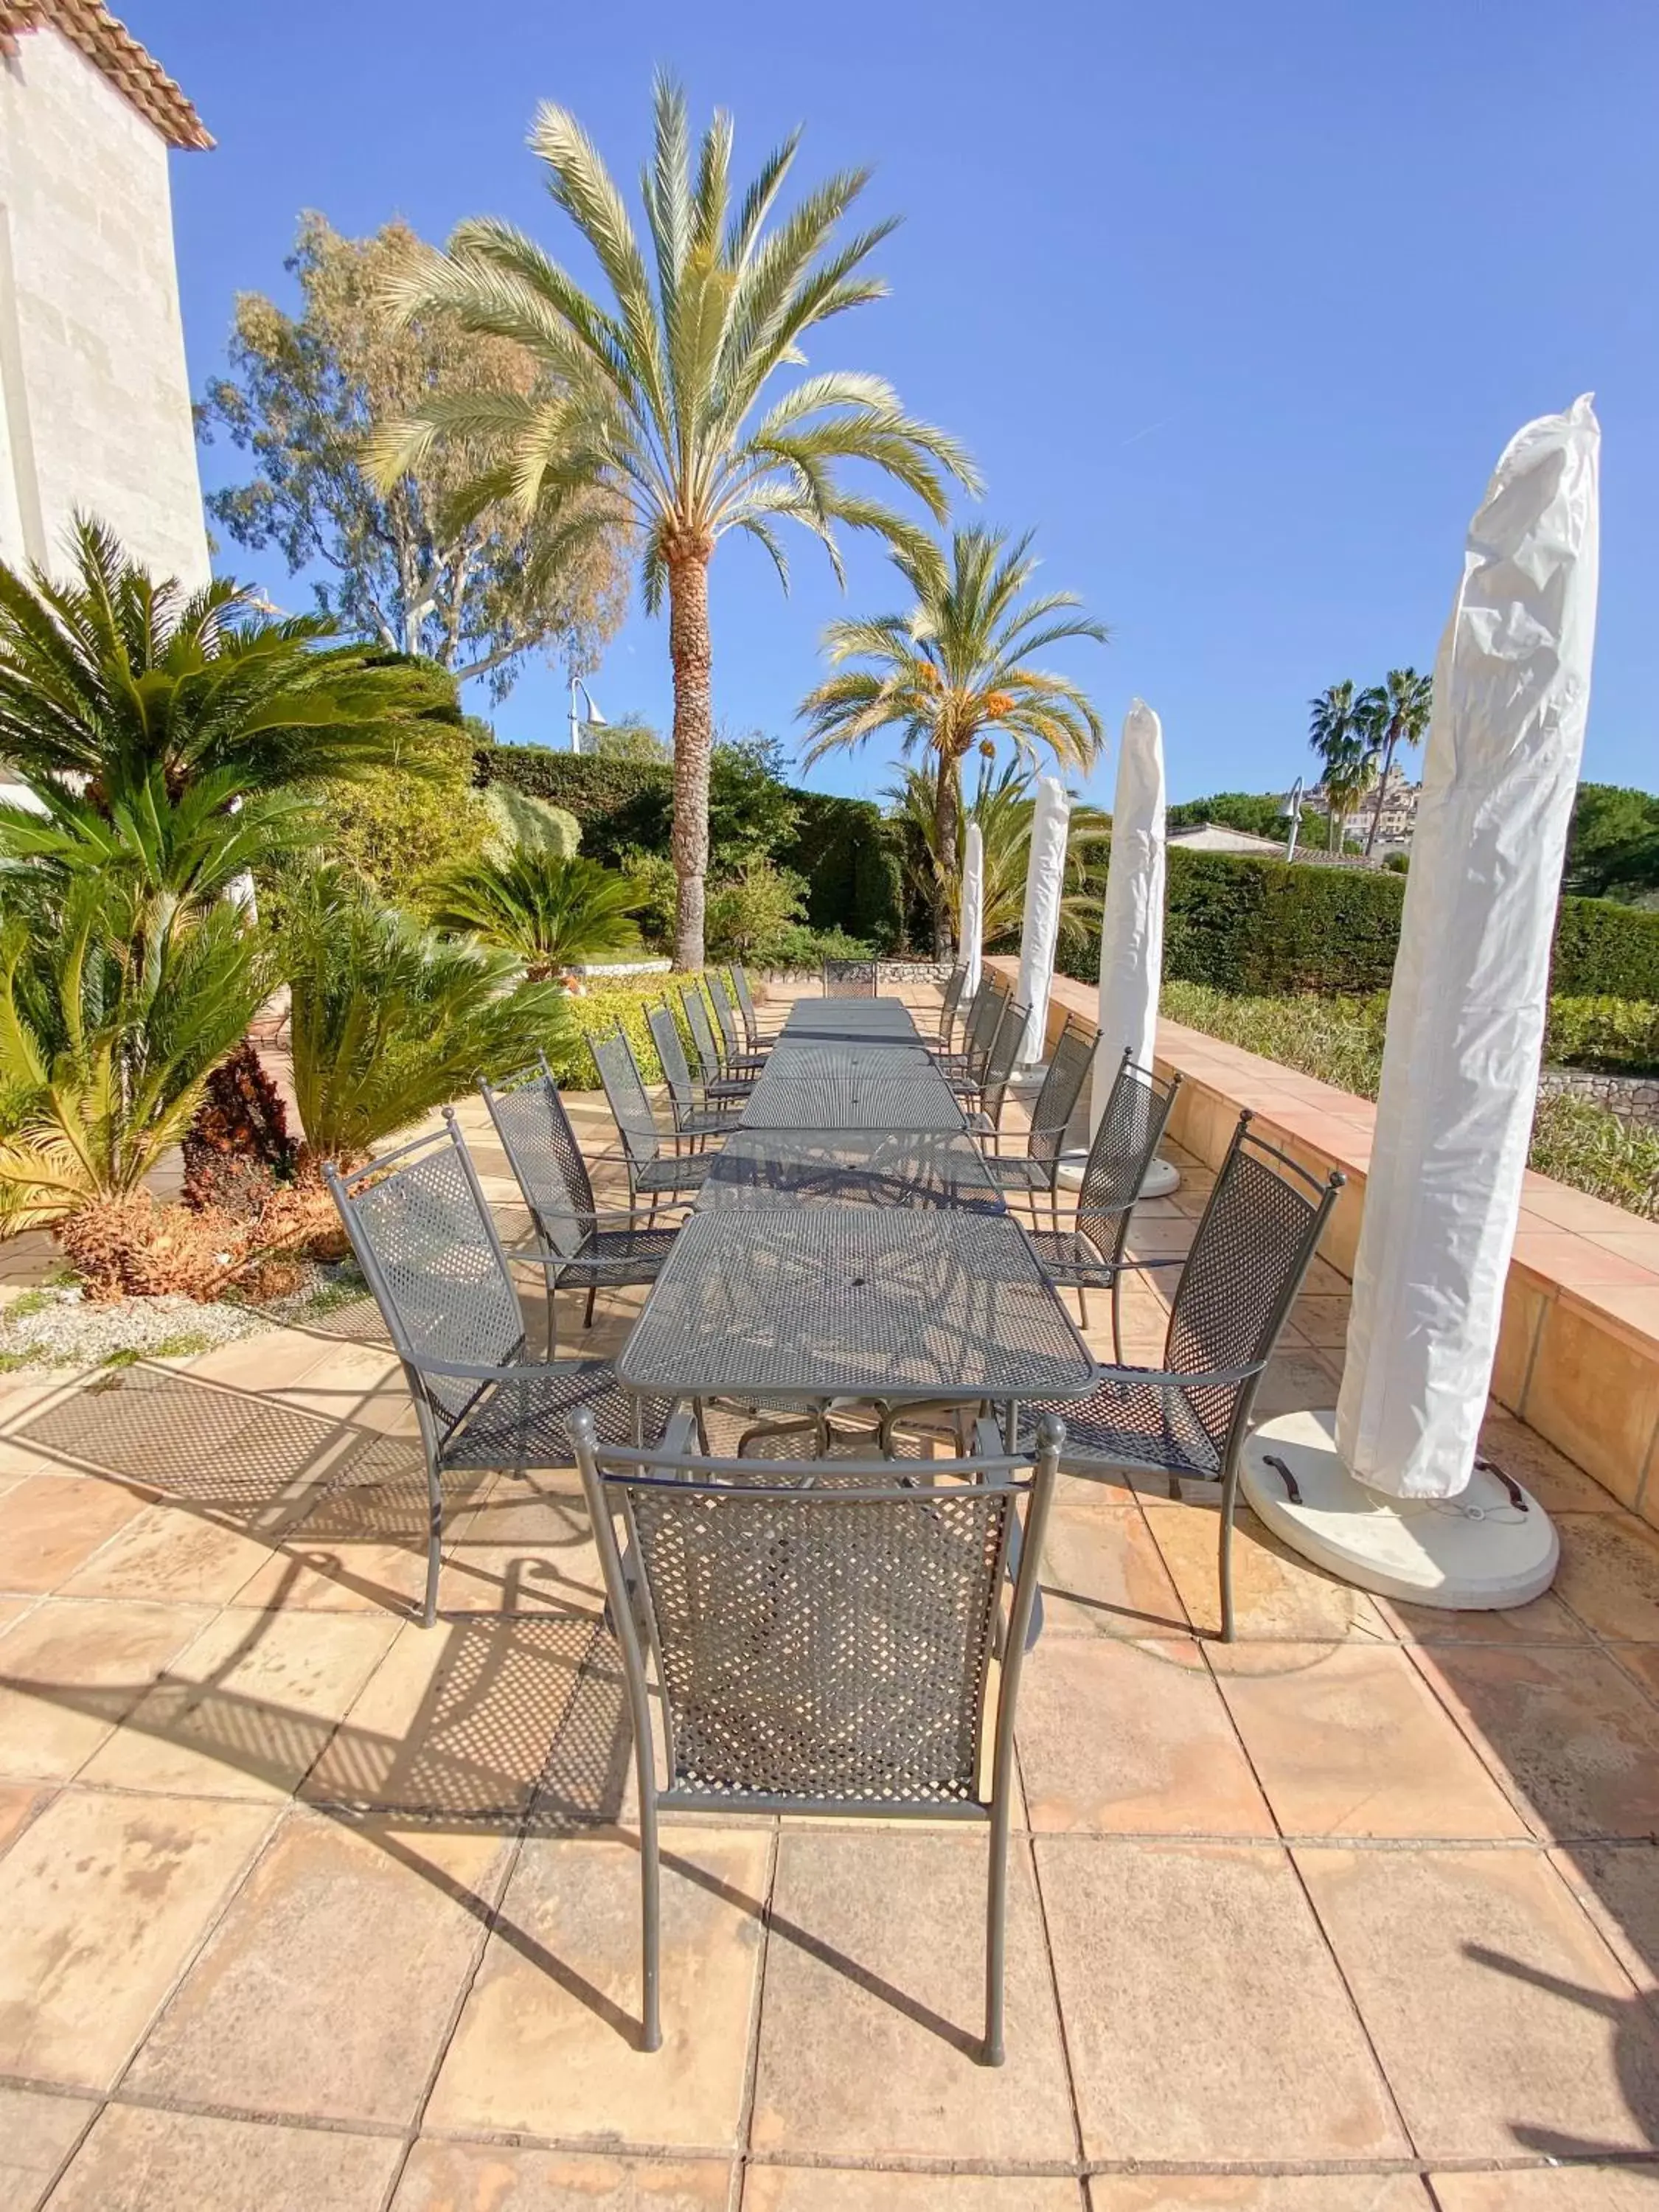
1167,822,1289,857
0,1,211,587
1300,765,1420,854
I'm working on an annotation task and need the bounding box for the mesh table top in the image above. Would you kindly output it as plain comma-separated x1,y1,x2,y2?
696,1127,1008,1214
740,1070,967,1132
616,1206,1095,1402
779,999,922,1044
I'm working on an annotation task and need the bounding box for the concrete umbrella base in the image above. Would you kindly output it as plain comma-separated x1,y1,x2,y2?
1056,1152,1180,1197
1240,1408,1559,1610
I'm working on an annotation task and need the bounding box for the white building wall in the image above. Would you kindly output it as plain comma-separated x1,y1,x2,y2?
0,24,209,587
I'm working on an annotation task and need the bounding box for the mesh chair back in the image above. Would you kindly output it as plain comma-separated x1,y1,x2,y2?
706,972,745,1065
647,1004,699,1118
953,978,998,1074
935,964,968,1048
1025,1018,1094,1168
584,1441,1056,1808
326,1117,523,1439
1076,1052,1180,1257
978,996,1032,1121
823,959,877,998
1166,1116,1341,1456
479,1058,595,1261
730,964,763,1048
678,984,726,1085
591,1023,664,1172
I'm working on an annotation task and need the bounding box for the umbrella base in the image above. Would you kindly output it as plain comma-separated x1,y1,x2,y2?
1056,1152,1180,1197
1240,1408,1559,1610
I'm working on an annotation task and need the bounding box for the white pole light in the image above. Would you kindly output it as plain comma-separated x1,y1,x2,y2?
1015,776,1071,1065
1243,396,1600,1609
960,821,984,999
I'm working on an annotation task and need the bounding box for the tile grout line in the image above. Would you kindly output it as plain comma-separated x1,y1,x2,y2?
1015,1739,1088,2177
728,1819,781,2212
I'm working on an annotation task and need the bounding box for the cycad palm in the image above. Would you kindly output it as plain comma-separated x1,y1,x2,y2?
1308,680,1374,853
426,852,638,978
0,518,448,813
1355,667,1432,854
802,527,1106,954
371,76,976,967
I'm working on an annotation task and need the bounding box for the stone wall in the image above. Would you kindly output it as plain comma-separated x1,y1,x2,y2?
0,26,209,585
1538,1067,1659,1128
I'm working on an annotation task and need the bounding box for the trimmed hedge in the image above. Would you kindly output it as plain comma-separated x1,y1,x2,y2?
1057,844,1659,1001
476,745,905,948
543,975,701,1091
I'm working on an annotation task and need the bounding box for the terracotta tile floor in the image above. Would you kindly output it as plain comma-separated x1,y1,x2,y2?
0,987,1657,2207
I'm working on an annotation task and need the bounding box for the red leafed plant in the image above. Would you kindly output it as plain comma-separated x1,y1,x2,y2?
181,1043,296,1215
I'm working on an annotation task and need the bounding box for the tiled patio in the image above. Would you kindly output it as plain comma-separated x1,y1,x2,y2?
3,989,1659,2208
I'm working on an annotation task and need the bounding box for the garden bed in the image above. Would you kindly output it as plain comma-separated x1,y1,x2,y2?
0,1259,368,1374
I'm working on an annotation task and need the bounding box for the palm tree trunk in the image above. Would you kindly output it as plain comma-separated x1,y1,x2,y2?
1363,732,1397,856
666,544,714,970
932,751,961,960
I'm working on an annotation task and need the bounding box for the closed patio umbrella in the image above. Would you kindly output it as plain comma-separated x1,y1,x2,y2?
1091,700,1177,1192
1242,395,1600,1608
1015,776,1071,1065
960,821,984,999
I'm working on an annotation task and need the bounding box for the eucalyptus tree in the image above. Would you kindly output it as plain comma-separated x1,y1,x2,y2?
801,526,1106,954
372,77,975,967
1355,667,1432,853
1307,679,1375,852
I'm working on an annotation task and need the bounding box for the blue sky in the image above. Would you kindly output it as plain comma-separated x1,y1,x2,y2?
148,0,1657,808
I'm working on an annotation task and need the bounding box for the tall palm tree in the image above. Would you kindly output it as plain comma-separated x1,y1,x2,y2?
801,527,1107,954
1355,667,1432,854
0,519,448,815
370,77,976,970
1307,680,1374,853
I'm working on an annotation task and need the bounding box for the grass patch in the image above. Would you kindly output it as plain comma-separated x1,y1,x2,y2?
299,1270,368,1318
147,1332,214,1361
0,1349,30,1373
4,1289,53,1319
99,1346,142,1369
1163,981,1659,1222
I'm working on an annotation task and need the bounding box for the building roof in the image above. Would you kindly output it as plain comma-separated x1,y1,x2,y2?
0,0,212,148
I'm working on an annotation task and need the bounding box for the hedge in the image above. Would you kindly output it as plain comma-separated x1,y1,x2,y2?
1057,844,1659,1001
543,975,703,1091
476,745,905,948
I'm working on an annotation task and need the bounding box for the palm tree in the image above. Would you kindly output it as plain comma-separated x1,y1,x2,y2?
370,77,976,970
0,519,449,815
801,528,1107,954
1355,667,1432,854
425,852,639,978
886,755,1108,950
1307,680,1374,852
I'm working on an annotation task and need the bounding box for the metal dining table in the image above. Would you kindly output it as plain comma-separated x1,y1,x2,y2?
616,992,1094,1421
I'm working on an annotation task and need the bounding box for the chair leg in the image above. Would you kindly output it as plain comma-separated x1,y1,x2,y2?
984,1792,1010,2065
420,1454,442,1630
584,1284,597,1331
1217,1465,1239,1643
1110,1272,1125,1367
637,1746,663,2051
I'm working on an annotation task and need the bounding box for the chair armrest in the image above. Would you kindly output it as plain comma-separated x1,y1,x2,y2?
1087,1357,1267,1391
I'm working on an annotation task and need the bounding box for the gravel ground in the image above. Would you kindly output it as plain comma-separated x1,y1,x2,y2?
0,1260,369,1372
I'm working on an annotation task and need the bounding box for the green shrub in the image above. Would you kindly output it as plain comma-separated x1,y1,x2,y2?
1058,846,1659,1001
476,744,905,947
706,862,808,962
1162,981,1659,1220
1545,998,1659,1074
482,785,580,860
547,976,698,1090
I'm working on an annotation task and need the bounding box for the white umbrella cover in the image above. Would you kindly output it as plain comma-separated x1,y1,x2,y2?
1093,698,1166,1130
1336,395,1601,1500
959,821,984,999
1015,776,1071,1064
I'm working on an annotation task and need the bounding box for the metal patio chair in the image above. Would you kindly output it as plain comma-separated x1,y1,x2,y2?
983,1017,1095,1223
1026,1049,1183,1351
325,1115,672,1628
644,1005,742,1144
1019,1111,1343,1643
678,984,752,1102
957,993,1032,1132
822,959,877,997
591,1023,715,1212
729,963,784,1052
931,973,1004,1081
570,1405,1063,2063
706,970,768,1077
479,1057,680,1342
933,963,970,1054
